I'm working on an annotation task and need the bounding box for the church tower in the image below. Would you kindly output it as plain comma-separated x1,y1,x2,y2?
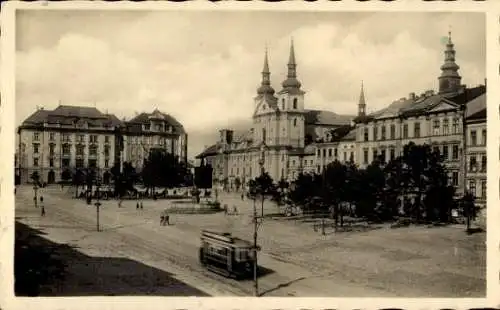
358,81,366,117
438,31,462,95
277,39,306,149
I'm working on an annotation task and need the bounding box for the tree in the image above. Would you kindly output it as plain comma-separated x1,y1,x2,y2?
249,172,276,217
142,149,189,189
322,161,348,228
234,177,241,192
461,192,477,232
61,169,72,184
289,173,318,209
30,171,40,185
72,169,85,198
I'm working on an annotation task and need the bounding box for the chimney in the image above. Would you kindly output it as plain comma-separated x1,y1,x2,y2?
409,92,416,100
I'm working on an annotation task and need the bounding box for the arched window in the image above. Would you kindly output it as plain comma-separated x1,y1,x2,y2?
293,98,298,109
262,128,267,143
293,118,297,127
282,98,285,110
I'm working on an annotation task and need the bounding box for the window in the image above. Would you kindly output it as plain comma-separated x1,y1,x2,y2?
443,119,449,135
452,118,459,133
105,135,110,143
433,119,440,135
49,144,55,156
49,133,55,141
62,134,71,142
322,149,326,157
62,144,71,155
328,149,332,157
62,158,70,167
343,152,347,161
364,128,369,141
381,126,386,140
317,149,320,157
49,158,54,167
470,130,477,146
452,145,459,160
468,180,476,197
373,149,378,161
282,99,285,110
481,129,486,146
403,124,408,139
442,145,449,160
293,118,297,127
293,98,298,109
89,159,97,168
390,148,395,160
390,125,395,140
89,145,98,156
334,148,338,157
481,180,486,198
76,145,85,156
104,146,110,157
452,171,459,186
90,135,98,143
77,134,85,143
33,158,39,167
373,127,378,141
262,128,266,143
363,148,369,164
33,132,39,141
433,146,440,155
33,143,39,154
380,150,386,163
481,155,487,172
414,122,421,138
469,155,477,172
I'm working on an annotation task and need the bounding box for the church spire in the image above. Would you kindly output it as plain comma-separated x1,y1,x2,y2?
358,81,366,117
438,30,462,94
281,38,302,91
257,46,275,96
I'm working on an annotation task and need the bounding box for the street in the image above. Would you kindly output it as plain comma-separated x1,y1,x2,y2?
15,185,486,297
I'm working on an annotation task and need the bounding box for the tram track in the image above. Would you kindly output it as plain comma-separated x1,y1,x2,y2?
18,197,257,296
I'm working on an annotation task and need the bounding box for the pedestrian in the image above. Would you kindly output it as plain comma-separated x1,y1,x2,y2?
223,204,228,215
136,202,139,209
33,196,37,208
241,193,244,201
118,200,122,208
165,214,170,226
160,215,165,226
140,202,143,210
233,205,238,215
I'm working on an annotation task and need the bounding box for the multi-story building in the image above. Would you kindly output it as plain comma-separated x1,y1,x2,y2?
17,105,187,184
196,41,355,186
354,32,486,196
121,109,188,171
464,93,486,208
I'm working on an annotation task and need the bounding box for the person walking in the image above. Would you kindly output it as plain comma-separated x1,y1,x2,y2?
140,202,143,210
160,214,165,226
136,202,139,209
165,214,170,226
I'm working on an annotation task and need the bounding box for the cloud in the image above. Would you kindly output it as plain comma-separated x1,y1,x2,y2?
15,11,485,159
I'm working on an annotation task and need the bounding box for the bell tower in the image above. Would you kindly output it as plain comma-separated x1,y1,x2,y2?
438,31,462,95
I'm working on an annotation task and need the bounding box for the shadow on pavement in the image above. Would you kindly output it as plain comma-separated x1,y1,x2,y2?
15,221,210,297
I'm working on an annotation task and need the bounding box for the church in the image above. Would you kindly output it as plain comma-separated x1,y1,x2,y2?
195,40,358,186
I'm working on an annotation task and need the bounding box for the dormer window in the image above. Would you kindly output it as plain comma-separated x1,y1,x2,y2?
293,98,298,109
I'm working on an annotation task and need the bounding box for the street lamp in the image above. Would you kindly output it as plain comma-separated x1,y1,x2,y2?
95,171,102,232
33,183,38,208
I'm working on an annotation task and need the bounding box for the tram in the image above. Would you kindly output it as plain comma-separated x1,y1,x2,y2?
199,230,255,279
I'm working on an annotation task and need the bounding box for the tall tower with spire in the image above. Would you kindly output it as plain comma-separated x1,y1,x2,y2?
438,31,462,94
358,81,366,117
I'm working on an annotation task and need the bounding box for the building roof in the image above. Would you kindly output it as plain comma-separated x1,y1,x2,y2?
125,109,186,134
466,93,486,120
195,144,219,158
21,105,121,128
305,109,354,126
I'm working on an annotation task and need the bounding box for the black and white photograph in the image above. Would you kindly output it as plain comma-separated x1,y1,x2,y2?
1,3,494,306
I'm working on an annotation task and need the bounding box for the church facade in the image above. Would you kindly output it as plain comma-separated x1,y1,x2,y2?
196,40,357,187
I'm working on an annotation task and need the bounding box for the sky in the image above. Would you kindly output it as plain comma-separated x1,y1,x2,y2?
15,10,485,159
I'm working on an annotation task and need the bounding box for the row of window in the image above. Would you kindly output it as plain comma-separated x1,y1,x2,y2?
32,157,110,168
468,179,487,199
468,154,487,173
33,132,110,143
362,120,462,142
469,129,487,146
33,143,111,157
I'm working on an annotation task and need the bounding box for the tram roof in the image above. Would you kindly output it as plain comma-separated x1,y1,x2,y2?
201,230,252,248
